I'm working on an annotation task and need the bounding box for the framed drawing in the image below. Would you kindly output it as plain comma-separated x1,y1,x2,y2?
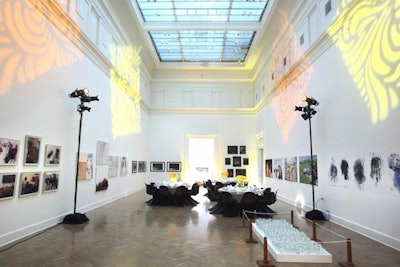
120,157,127,176
44,144,61,165
108,156,119,177
150,162,165,172
42,171,59,193
0,138,19,165
240,146,246,154
138,161,146,172
132,161,138,173
96,141,109,165
0,173,17,200
232,156,241,167
167,162,181,172
78,152,93,180
20,172,41,197
227,146,238,154
24,135,41,165
225,158,231,165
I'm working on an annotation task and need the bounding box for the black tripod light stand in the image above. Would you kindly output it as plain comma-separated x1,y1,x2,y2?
295,96,325,221
63,88,99,224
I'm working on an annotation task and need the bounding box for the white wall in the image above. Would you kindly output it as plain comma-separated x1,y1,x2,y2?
0,0,147,247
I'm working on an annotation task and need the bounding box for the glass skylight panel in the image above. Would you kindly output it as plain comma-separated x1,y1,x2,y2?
135,0,269,63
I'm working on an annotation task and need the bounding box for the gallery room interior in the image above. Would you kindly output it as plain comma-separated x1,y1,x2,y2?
0,0,399,266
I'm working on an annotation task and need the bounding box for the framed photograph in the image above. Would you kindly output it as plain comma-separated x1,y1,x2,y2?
150,162,165,172
232,156,241,167
108,156,119,177
0,138,20,165
227,169,234,177
235,169,247,177
240,146,246,154
138,161,146,172
120,157,127,176
0,173,17,200
243,158,249,165
167,162,181,172
24,135,41,165
95,166,109,192
225,158,231,165
265,159,273,178
132,161,138,173
20,172,41,197
227,146,238,154
42,171,59,193
78,152,93,180
44,144,61,165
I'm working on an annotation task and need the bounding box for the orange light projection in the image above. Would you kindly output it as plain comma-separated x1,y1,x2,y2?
328,0,400,124
110,45,142,138
267,11,313,141
0,0,82,95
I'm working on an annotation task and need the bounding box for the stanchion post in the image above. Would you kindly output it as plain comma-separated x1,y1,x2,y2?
256,237,275,267
246,222,258,244
239,209,247,228
339,238,355,267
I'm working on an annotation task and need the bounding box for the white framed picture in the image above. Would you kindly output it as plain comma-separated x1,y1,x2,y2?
0,138,20,165
44,144,61,165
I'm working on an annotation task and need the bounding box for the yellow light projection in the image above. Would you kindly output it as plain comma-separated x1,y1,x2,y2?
328,0,400,124
0,0,82,95
110,45,142,138
267,11,313,141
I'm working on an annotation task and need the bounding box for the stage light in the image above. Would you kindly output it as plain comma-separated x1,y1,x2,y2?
80,95,99,103
77,104,91,113
302,96,319,106
301,113,310,120
69,88,89,98
295,106,304,111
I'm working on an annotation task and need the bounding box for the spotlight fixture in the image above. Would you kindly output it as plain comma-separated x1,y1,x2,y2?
302,96,319,106
80,95,99,103
69,88,89,98
294,106,304,112
77,103,91,113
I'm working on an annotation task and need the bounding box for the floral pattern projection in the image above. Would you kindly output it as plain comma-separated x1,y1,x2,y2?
0,0,82,95
328,0,400,124
329,153,400,197
267,10,314,141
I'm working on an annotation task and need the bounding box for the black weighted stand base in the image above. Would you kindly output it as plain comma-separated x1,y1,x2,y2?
63,213,89,224
305,209,325,221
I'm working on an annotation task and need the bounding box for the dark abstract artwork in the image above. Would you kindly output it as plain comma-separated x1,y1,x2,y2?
340,159,349,180
329,158,338,182
370,156,382,183
353,158,366,187
388,153,400,192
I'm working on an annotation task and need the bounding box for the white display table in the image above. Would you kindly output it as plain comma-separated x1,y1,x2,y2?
252,219,332,263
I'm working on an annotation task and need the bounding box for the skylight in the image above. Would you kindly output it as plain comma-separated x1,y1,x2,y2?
133,0,270,63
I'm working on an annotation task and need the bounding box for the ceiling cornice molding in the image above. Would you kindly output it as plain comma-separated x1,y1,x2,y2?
149,107,256,116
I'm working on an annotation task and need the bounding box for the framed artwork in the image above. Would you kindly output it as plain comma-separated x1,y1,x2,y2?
108,156,119,177
167,162,181,172
265,159,273,178
235,169,247,177
138,161,146,172
78,152,93,180
120,156,127,176
299,155,318,185
0,138,20,165
232,156,241,167
243,158,249,165
20,172,41,197
225,158,231,165
284,157,299,182
240,146,246,154
96,141,109,165
44,144,61,165
132,161,138,173
227,145,238,154
273,158,284,179
150,162,165,172
42,171,59,193
95,166,109,192
24,135,41,165
0,173,17,200
227,169,234,177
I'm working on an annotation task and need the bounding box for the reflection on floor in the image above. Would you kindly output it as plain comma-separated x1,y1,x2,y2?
0,187,399,267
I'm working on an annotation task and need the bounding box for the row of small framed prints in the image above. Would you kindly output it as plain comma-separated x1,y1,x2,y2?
0,136,61,166
0,171,60,200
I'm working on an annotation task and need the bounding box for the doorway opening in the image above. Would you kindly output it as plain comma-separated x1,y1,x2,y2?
186,135,216,183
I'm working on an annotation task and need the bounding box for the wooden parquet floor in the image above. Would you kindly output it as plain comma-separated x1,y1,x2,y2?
0,187,399,267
